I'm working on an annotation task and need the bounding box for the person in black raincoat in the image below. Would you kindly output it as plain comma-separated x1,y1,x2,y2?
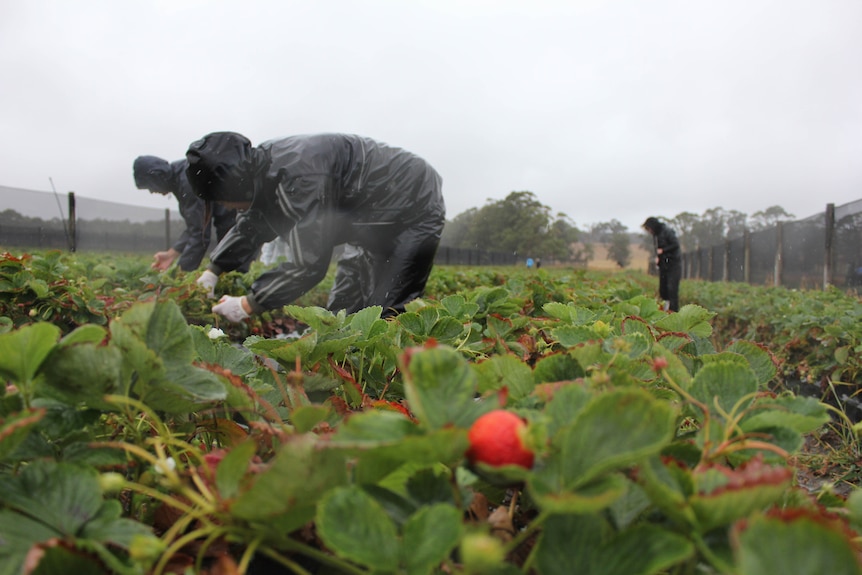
642,216,682,312
133,155,248,272
186,132,445,322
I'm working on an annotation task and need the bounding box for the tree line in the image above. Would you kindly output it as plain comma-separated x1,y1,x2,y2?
2,198,797,268
440,193,796,268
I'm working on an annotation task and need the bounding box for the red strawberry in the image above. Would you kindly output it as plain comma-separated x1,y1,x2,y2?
466,410,535,469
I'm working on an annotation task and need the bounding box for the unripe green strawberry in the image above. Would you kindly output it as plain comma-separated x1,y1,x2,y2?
466,410,534,469
460,532,506,573
98,471,126,494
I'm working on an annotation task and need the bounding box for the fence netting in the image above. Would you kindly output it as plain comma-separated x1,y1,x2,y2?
1,186,518,266
683,199,862,290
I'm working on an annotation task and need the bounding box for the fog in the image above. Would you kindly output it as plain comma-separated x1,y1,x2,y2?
2,0,860,231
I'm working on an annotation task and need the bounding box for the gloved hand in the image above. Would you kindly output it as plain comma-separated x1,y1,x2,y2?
151,248,180,271
196,270,219,298
212,295,250,322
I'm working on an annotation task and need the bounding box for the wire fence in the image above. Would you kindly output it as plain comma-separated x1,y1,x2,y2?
0,186,519,266
683,199,862,290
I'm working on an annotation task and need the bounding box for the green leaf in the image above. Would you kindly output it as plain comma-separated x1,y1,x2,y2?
283,304,345,334
403,345,485,430
741,395,829,434
735,511,862,575
529,473,628,514
542,302,597,324
0,460,102,535
229,435,348,529
190,326,257,376
330,410,470,471
551,325,599,347
690,360,758,417
0,510,65,575
0,409,45,462
533,353,585,384
58,324,107,347
145,300,196,366
691,469,792,531
0,322,61,384
317,486,400,572
724,340,778,386
429,316,466,342
441,294,479,320
654,304,715,338
215,440,258,500
290,405,331,433
248,332,321,368
38,343,122,409
551,389,676,488
349,305,384,334
533,514,694,575
401,504,463,575
399,312,428,336
474,354,534,401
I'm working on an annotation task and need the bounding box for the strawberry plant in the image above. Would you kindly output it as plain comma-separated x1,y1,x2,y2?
1,250,862,573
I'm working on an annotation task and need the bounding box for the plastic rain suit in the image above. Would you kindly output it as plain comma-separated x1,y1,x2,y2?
186,132,445,317
133,156,241,271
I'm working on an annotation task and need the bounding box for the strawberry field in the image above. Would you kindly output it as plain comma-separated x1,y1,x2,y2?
2,249,862,575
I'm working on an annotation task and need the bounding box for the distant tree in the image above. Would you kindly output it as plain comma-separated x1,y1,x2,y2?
669,212,700,252
442,191,584,262
542,213,582,261
602,219,631,268
749,206,795,231
722,210,747,240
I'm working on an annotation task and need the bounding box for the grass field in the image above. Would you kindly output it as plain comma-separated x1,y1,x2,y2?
586,242,652,272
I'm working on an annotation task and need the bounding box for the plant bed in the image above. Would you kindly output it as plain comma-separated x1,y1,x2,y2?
1,253,862,573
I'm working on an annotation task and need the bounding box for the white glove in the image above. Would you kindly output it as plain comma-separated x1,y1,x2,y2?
196,270,219,298
212,295,250,322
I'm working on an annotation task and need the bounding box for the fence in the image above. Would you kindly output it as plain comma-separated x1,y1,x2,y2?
682,199,862,290
0,187,518,266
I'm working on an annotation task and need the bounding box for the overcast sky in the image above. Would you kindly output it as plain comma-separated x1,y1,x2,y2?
2,0,861,232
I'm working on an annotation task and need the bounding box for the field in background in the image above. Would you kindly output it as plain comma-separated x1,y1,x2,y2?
587,242,651,272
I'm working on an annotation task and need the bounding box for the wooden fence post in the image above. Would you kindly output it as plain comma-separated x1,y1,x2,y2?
825,203,835,288
774,222,783,287
723,239,730,281
164,208,171,250
67,192,77,253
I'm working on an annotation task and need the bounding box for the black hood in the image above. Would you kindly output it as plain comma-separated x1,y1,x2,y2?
133,155,174,192
185,132,258,203
643,217,663,233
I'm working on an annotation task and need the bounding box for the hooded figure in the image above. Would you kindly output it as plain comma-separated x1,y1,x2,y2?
132,155,246,272
187,132,445,322
642,216,682,312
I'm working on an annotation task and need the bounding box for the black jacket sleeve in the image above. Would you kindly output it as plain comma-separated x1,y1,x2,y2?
208,209,276,275
655,227,680,268
175,195,212,271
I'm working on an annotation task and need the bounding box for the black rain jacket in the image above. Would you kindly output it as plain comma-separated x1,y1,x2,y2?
652,221,681,270
195,134,445,314
133,156,237,271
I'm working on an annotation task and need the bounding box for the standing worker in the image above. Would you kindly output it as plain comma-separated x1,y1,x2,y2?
642,216,681,312
132,155,249,272
186,132,446,322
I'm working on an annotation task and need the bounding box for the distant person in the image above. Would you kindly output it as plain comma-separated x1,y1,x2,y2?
185,131,445,322
132,155,251,272
642,216,681,312
536,258,542,269
526,257,534,269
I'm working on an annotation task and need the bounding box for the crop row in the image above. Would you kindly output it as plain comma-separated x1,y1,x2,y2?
0,250,861,574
